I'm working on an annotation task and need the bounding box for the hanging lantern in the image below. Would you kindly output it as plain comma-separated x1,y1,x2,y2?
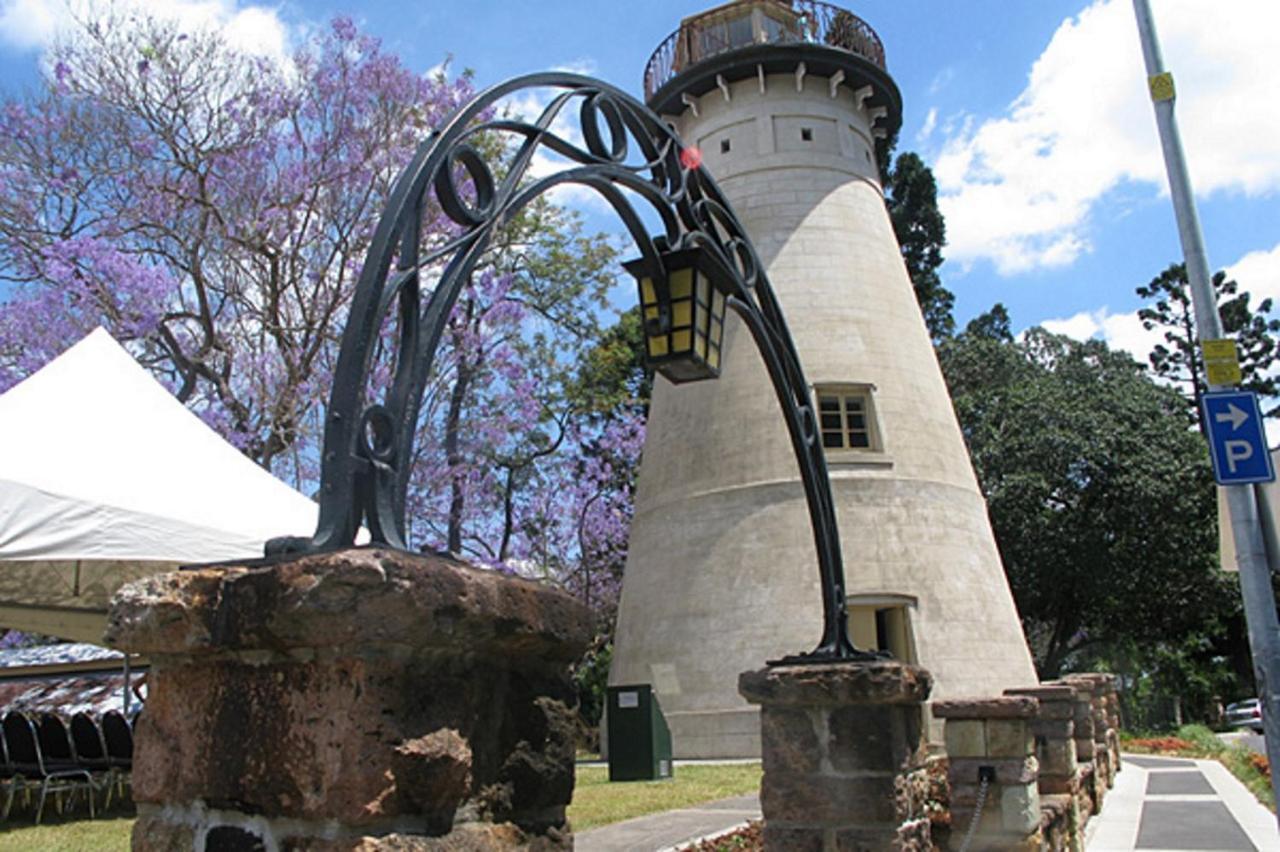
625,247,730,384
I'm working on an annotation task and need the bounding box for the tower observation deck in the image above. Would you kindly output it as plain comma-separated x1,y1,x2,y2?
644,0,899,130
610,1,1037,757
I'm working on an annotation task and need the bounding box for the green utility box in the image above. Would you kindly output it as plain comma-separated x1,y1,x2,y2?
606,684,673,781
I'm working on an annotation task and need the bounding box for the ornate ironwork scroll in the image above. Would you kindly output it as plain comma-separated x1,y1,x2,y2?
267,71,869,663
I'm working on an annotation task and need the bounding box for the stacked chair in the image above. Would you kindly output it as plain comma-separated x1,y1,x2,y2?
0,709,132,823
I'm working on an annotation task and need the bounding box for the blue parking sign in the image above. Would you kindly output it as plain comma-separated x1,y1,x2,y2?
1202,391,1274,484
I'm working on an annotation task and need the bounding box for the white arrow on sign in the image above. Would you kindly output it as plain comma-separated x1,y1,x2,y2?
1216,402,1249,431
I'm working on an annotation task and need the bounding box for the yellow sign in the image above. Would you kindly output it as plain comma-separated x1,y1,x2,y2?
1203,338,1242,386
1203,339,1237,360
1148,71,1175,102
1207,360,1243,386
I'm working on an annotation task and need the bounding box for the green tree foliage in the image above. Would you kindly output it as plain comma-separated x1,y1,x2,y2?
884,152,954,342
1085,632,1251,731
940,312,1242,678
569,306,652,422
1137,263,1280,420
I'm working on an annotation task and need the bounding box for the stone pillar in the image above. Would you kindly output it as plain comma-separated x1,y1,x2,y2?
1062,675,1114,791
934,697,1041,851
1051,678,1103,815
104,548,593,851
1090,675,1121,785
1006,685,1082,852
1066,685,1096,822
738,661,933,851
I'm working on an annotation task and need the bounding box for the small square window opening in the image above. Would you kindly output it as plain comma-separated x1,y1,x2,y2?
720,138,731,154
816,386,879,451
800,127,813,142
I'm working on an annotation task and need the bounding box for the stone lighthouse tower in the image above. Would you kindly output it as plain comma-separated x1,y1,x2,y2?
609,0,1037,757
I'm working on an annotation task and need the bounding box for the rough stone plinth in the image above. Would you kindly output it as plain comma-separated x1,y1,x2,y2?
934,697,1041,850
104,548,593,851
739,661,933,851
1058,675,1118,802
1006,685,1082,851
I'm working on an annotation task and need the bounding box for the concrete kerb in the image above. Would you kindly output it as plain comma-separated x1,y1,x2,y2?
661,820,754,852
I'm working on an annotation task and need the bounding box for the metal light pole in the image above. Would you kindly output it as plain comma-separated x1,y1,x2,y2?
1134,0,1280,818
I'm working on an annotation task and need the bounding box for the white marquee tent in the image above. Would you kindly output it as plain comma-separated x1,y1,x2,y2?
0,328,322,641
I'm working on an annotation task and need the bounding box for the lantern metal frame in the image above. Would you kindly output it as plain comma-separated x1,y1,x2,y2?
625,247,731,385
266,71,872,664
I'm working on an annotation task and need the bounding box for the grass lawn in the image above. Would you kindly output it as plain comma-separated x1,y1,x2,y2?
0,816,133,851
0,763,763,847
567,763,762,831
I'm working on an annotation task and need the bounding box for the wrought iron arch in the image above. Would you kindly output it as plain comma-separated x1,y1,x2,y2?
268,72,870,663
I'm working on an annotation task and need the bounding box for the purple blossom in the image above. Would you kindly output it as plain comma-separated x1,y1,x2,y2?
0,12,629,615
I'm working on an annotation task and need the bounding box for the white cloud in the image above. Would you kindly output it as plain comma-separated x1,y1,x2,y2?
915,106,937,145
1038,240,1280,365
1039,306,1164,364
494,63,618,214
933,0,1280,275
927,66,955,96
0,0,291,62
0,0,63,49
1227,243,1280,305
218,5,290,64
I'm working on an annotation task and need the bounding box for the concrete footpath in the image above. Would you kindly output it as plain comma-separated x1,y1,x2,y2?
575,793,759,852
576,753,1278,851
1087,753,1277,851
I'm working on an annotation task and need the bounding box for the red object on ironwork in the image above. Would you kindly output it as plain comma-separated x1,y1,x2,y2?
680,146,703,170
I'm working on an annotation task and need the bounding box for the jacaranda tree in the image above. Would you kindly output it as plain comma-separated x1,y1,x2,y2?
0,9,639,614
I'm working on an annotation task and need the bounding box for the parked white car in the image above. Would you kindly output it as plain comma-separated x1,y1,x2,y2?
1225,698,1264,733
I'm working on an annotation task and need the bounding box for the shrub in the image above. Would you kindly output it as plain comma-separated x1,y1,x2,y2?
1175,724,1226,755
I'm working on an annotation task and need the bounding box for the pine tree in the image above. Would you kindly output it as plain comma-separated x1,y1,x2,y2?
1137,263,1280,422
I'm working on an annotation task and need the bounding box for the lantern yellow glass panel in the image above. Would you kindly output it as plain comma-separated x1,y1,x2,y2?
623,248,732,384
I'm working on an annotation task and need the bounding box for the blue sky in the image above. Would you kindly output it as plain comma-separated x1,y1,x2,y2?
2,0,1277,365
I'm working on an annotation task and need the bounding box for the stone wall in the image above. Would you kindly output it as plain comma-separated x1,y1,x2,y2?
739,660,934,850
105,548,593,851
934,697,1041,850
933,675,1120,851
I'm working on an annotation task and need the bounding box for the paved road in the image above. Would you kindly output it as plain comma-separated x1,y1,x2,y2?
1220,730,1267,756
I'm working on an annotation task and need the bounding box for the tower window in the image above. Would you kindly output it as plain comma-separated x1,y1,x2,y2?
816,385,881,451
800,127,813,142
720,138,731,154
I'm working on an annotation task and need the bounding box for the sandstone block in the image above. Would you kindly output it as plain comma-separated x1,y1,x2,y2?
1036,737,1077,778
739,660,932,707
986,720,1032,758
1039,774,1080,796
949,756,1038,787
763,824,824,852
762,772,898,823
760,707,821,776
132,814,196,852
1030,718,1073,740
828,704,923,773
945,719,987,758
932,696,1036,720
105,548,592,664
108,548,591,848
1001,782,1041,834
1006,686,1077,720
